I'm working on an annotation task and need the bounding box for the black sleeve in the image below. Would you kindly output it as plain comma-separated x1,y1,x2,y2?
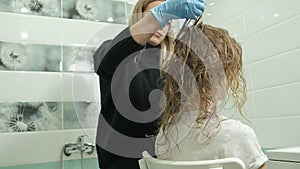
93,27,145,80
93,39,112,74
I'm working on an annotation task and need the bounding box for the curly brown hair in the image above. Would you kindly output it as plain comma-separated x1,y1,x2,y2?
160,23,247,137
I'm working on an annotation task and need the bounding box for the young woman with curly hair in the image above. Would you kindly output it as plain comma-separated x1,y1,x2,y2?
156,23,268,169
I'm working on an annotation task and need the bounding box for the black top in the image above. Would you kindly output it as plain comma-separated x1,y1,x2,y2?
94,27,163,169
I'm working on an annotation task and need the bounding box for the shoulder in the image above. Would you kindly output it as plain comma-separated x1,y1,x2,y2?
220,118,262,151
93,40,113,71
221,119,268,168
95,39,113,58
220,119,257,139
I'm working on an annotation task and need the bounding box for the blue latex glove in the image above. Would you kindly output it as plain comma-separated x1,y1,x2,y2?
150,0,206,27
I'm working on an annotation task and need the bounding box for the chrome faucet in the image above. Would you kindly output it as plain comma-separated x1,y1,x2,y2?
63,135,95,156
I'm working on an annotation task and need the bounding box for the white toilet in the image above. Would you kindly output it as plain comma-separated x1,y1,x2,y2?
265,146,300,169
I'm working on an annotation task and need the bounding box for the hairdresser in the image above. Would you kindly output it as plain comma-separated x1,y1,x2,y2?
93,0,206,169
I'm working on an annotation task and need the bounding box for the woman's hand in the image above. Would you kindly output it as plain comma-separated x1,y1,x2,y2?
150,0,207,27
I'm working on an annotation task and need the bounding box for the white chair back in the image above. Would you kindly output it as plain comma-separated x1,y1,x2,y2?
139,151,246,169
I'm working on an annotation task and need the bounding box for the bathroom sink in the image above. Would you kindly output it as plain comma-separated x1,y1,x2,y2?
266,146,300,162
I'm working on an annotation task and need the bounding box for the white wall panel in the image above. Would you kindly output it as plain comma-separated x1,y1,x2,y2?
251,49,300,89
223,15,247,41
204,0,243,26
254,83,300,118
245,0,300,35
62,19,126,47
245,15,300,63
62,73,100,102
0,12,61,45
256,116,300,148
0,131,62,166
244,65,253,91
243,0,262,9
0,71,61,101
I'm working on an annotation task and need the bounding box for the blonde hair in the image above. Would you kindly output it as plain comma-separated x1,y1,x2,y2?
160,23,247,138
129,0,174,57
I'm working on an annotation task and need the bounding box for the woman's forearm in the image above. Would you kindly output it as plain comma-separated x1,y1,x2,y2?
130,12,161,45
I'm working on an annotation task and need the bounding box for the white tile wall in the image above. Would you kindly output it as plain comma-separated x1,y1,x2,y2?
62,73,100,102
241,40,252,64
0,11,126,47
251,49,300,89
243,65,253,91
245,0,300,35
0,131,62,166
204,0,244,26
62,19,126,47
243,92,256,119
256,116,300,148
0,71,61,101
223,14,247,41
245,15,300,63
254,83,300,118
243,0,263,9
0,129,98,166
0,12,62,45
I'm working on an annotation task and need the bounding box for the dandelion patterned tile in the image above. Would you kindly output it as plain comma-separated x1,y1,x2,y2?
63,102,100,129
125,0,136,18
62,0,126,24
63,46,96,72
0,102,62,133
0,41,61,72
0,0,61,17
0,1,12,13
